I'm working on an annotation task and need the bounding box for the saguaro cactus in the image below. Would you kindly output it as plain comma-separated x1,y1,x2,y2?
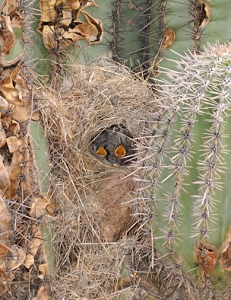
134,43,231,299
2,0,231,299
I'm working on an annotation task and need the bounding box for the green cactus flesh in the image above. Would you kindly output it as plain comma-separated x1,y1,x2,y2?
75,0,231,75
136,43,231,297
30,122,50,194
160,0,231,73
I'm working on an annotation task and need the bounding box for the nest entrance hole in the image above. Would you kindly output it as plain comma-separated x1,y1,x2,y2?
89,124,136,167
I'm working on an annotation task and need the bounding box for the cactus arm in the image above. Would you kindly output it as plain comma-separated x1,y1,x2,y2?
160,0,231,73
23,0,52,75
30,121,56,276
142,45,231,296
208,0,231,44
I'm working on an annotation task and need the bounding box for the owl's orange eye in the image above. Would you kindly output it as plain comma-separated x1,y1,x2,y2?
96,146,107,156
115,145,126,157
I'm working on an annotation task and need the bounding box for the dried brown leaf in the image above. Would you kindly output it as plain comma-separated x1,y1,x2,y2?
199,3,211,29
38,262,49,280
15,73,29,102
63,0,80,10
0,124,6,148
6,150,29,198
12,74,31,120
0,68,31,121
0,155,11,198
6,136,22,153
24,225,43,269
62,29,82,42
0,15,15,55
7,244,26,271
7,119,20,136
38,0,102,49
191,1,211,30
32,284,52,300
12,104,32,122
2,0,20,16
11,13,24,28
32,111,40,121
0,95,10,113
161,27,175,50
29,195,55,218
60,9,73,26
0,197,11,266
80,11,104,44
0,67,20,102
41,25,64,50
39,0,56,22
219,227,231,271
79,0,98,9
196,241,218,277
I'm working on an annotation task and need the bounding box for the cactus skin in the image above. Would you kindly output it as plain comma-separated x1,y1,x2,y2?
30,122,50,193
134,43,231,299
22,0,231,75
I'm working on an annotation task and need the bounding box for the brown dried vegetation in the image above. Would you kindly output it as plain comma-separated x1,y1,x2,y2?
33,55,159,298
38,0,104,51
0,65,53,299
0,1,53,299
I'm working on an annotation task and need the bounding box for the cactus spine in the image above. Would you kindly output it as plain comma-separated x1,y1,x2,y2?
134,43,231,298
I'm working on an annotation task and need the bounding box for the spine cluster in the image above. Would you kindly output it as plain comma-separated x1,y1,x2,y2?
106,0,168,75
134,43,231,284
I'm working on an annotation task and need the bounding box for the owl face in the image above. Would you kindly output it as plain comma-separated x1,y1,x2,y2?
89,125,135,166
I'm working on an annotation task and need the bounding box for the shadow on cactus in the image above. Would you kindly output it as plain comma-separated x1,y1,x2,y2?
132,42,231,299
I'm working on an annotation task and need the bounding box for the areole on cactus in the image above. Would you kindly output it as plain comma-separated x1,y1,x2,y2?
134,43,231,299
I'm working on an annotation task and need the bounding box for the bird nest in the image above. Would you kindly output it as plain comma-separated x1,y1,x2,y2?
33,56,159,299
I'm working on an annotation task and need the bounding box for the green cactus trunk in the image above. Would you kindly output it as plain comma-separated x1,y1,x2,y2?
136,43,231,299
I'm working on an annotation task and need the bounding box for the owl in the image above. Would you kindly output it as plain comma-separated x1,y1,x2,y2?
89,125,135,166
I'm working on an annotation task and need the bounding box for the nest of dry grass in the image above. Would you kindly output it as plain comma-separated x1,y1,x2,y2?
33,56,158,299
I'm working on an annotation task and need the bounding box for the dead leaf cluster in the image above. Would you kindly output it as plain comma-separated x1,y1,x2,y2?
0,67,32,199
196,241,218,278
0,66,38,199
37,0,104,51
192,1,211,30
0,0,24,67
0,64,54,299
0,3,54,294
219,227,231,272
195,228,231,279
